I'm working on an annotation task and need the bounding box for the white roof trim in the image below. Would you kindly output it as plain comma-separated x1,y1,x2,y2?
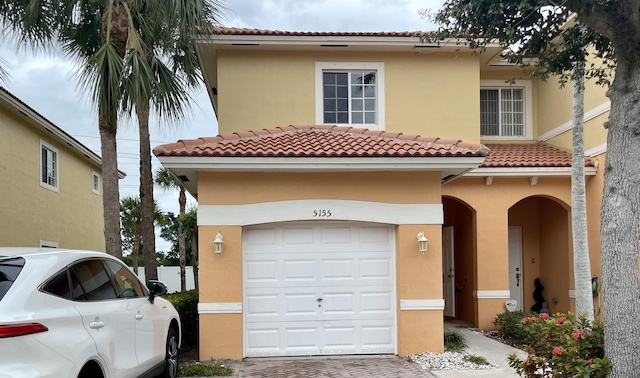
157,156,487,172
464,167,598,177
584,143,606,157
0,89,126,179
537,101,610,142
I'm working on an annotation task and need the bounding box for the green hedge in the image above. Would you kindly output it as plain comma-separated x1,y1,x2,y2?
165,290,199,348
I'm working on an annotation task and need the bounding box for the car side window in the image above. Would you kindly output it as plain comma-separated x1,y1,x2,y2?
71,260,118,301
104,260,145,298
42,270,71,300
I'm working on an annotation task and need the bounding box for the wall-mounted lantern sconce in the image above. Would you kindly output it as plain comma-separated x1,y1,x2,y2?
213,232,224,256
417,232,428,255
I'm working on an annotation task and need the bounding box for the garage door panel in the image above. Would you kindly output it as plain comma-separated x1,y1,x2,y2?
244,223,396,357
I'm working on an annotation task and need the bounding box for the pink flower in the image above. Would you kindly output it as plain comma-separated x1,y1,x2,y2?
572,330,586,340
552,347,563,355
587,359,593,364
539,313,550,319
555,317,566,324
522,316,537,323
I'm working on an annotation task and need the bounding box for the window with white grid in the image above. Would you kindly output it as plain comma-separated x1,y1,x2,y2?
40,140,59,192
316,62,385,130
480,80,532,139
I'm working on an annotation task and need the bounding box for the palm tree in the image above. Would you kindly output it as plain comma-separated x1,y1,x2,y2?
155,168,188,291
120,195,165,274
122,1,222,282
0,1,220,259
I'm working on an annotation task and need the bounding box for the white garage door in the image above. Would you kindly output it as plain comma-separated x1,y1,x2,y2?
243,222,396,357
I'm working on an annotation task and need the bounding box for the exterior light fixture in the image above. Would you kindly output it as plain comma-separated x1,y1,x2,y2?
417,232,428,255
213,232,224,256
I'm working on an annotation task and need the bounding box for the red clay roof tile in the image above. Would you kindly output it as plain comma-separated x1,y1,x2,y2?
153,125,490,158
481,144,595,168
213,27,422,37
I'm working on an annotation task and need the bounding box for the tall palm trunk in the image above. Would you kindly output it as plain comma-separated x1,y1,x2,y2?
137,104,158,281
99,112,122,258
99,1,128,258
192,226,198,290
601,56,640,377
179,188,186,291
132,221,141,274
571,57,594,320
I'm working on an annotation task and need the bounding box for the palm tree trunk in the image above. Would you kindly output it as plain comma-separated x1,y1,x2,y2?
571,57,594,320
137,104,158,282
133,222,141,274
192,226,198,290
601,56,640,378
179,189,186,291
99,112,122,258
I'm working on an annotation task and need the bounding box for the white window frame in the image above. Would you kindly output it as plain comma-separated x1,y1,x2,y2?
39,240,59,248
480,80,533,140
40,140,59,193
315,62,386,131
92,171,100,195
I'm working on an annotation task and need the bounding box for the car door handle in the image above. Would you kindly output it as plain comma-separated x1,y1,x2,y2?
135,313,144,320
89,320,105,329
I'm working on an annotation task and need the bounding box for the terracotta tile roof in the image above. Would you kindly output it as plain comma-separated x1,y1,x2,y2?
481,144,595,168
153,125,490,158
213,27,423,37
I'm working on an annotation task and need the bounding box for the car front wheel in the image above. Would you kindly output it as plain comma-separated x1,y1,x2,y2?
159,327,179,378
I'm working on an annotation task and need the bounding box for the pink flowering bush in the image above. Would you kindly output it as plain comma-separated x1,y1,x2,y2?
507,312,611,378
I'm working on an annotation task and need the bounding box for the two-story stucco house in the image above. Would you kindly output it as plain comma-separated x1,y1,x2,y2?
154,28,608,360
0,87,123,251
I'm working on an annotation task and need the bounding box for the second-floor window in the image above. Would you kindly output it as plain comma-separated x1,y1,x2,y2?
480,80,532,139
316,62,385,130
40,141,59,192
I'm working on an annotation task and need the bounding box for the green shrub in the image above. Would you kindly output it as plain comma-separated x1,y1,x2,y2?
178,362,232,377
165,289,199,348
493,310,531,342
466,355,489,365
444,330,467,352
507,312,611,378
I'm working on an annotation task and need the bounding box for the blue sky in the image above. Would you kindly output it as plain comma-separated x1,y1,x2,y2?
0,0,443,251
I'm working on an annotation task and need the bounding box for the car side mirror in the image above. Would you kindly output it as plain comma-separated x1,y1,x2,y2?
148,280,168,304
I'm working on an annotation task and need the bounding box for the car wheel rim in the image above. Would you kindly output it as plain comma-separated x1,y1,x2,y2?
167,334,178,378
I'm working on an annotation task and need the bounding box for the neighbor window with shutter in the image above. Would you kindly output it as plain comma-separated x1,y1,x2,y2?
480,81,532,139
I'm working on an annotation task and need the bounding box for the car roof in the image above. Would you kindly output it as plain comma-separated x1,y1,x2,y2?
0,247,112,261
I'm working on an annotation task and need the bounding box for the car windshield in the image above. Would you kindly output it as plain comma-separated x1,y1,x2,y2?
0,257,26,301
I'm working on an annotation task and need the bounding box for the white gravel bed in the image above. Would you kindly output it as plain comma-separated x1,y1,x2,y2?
409,351,495,371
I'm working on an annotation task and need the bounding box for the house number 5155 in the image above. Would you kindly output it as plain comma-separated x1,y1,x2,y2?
313,210,332,217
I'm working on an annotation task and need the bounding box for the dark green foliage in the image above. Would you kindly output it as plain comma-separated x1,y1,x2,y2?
493,310,532,342
178,363,232,377
166,290,199,348
444,330,468,352
423,0,615,86
508,313,611,377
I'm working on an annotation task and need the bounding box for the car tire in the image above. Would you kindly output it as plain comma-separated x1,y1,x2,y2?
159,327,179,378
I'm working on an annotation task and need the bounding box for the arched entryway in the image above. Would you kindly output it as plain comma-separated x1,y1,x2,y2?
442,196,477,325
508,196,571,314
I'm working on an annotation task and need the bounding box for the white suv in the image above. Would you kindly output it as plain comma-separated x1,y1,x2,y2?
0,248,181,378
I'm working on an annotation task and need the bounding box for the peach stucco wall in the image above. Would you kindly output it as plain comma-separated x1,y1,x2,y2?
209,50,481,143
197,171,444,359
443,177,574,328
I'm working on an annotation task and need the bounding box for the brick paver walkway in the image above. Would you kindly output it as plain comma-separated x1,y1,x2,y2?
233,356,435,378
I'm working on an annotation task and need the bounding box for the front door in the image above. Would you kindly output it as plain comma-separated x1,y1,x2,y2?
443,226,455,317
508,227,523,311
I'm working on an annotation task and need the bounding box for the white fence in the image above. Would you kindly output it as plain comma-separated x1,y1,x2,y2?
132,266,196,293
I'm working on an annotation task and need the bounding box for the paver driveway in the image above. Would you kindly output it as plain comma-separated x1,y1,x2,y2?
233,356,435,378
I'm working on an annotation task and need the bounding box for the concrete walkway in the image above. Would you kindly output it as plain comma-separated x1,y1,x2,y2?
431,323,527,377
